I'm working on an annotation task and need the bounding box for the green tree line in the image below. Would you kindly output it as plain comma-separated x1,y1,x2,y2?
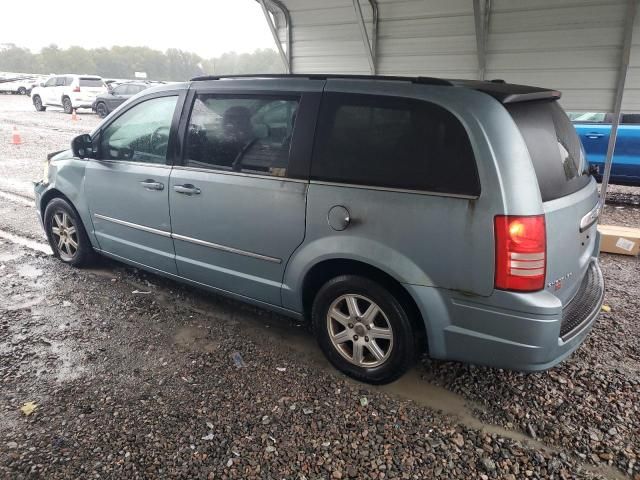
0,44,283,81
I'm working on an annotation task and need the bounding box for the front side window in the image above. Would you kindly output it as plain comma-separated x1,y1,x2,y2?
44,77,56,87
55,77,67,87
622,113,640,124
100,95,177,164
185,94,299,177
311,93,480,196
112,85,128,95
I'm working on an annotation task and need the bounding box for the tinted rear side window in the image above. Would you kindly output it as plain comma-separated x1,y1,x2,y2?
507,100,590,202
311,93,480,196
80,78,104,87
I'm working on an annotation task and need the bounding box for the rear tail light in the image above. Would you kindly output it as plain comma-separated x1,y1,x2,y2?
494,215,546,292
73,86,80,92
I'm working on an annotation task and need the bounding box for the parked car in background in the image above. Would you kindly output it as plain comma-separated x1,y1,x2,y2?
570,111,640,186
34,75,604,384
0,75,36,95
31,75,107,114
92,82,157,118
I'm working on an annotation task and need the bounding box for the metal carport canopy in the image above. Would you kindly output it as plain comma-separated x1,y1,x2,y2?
259,0,640,114
258,0,640,204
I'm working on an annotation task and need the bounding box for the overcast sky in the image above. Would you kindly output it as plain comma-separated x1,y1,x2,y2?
2,0,276,58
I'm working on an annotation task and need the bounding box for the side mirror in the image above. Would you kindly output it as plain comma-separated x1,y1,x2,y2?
40,82,45,87
71,134,96,159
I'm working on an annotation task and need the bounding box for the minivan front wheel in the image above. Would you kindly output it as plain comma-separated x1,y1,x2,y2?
44,198,93,267
312,275,417,384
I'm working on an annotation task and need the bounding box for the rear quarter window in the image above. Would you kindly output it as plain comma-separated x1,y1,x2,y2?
80,78,104,87
507,100,591,202
311,93,480,196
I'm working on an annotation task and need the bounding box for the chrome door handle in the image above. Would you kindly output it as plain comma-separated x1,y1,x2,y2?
586,133,604,139
173,184,201,195
139,179,164,191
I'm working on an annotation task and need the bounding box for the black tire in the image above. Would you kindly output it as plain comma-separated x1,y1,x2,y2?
311,275,419,384
33,95,46,112
62,97,73,114
95,102,108,118
43,198,94,267
17,87,27,95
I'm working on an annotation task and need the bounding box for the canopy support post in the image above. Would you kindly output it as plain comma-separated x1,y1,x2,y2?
473,0,491,80
352,0,378,74
258,0,291,73
601,0,637,211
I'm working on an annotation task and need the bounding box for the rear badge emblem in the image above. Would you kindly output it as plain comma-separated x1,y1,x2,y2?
547,272,573,290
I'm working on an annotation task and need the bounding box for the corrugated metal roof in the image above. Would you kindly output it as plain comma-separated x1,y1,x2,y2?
264,0,640,112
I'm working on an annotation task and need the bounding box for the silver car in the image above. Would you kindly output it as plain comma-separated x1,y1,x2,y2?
34,75,604,384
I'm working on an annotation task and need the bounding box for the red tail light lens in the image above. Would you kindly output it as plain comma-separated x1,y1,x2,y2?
494,215,546,292
73,86,80,92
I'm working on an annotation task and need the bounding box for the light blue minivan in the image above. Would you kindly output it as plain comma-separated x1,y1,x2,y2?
34,75,604,384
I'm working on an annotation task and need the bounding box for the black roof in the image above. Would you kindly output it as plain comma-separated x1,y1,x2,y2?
189,74,561,104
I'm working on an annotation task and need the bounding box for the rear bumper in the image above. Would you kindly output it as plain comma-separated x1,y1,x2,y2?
71,96,97,109
406,257,604,371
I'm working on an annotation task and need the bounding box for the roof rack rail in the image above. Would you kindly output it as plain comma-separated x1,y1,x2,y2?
189,73,453,86
188,73,559,104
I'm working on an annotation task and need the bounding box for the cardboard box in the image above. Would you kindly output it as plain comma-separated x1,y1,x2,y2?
598,224,640,256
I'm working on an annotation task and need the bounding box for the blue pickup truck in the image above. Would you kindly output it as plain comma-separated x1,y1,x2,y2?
571,112,640,186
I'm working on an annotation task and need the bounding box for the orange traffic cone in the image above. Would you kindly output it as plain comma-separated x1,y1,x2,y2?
71,109,79,121
10,126,22,145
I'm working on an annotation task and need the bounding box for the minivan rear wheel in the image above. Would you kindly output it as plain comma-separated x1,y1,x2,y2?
44,198,94,267
311,275,417,384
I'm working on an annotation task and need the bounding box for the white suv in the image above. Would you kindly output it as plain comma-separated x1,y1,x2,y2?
31,74,107,114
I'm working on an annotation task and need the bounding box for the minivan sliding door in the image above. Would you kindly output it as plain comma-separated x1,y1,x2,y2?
169,89,321,306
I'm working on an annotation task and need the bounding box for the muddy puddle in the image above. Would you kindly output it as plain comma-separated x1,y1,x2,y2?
2,293,45,311
174,325,220,354
16,264,42,279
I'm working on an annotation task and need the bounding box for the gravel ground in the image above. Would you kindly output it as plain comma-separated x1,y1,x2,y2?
0,93,639,479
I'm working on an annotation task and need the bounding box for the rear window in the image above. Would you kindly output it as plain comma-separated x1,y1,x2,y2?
130,85,147,94
507,100,590,202
311,93,480,196
79,78,104,87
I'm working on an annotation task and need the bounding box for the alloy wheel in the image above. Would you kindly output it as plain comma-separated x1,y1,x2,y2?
50,210,78,261
326,294,394,368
